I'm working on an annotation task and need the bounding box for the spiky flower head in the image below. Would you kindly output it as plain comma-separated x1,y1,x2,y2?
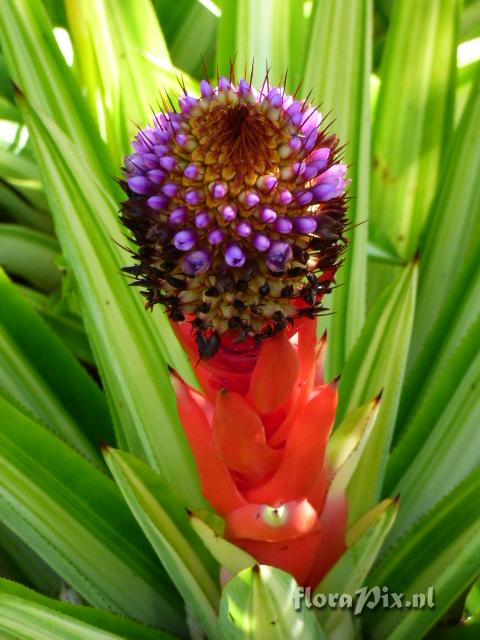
120,72,349,357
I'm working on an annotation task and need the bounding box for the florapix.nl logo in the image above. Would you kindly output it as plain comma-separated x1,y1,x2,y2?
293,586,435,615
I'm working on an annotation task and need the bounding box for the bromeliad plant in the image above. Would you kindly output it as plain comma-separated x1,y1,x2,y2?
0,1,480,640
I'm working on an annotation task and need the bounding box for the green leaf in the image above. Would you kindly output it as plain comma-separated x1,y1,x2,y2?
364,467,480,640
384,316,480,545
103,447,220,640
154,0,218,80
16,284,94,365
216,0,292,90
304,0,372,376
411,71,480,360
370,0,459,261
65,0,191,165
17,91,203,505
0,269,111,465
0,180,52,233
219,565,326,639
0,397,185,634
317,498,398,633
0,579,174,640
189,514,255,577
0,224,60,292
370,0,459,259
0,0,114,183
336,262,417,522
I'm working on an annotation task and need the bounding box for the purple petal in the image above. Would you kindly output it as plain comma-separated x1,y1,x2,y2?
275,188,293,205
173,229,196,251
293,217,317,234
159,156,176,171
162,182,179,197
184,163,200,180
225,244,246,267
182,250,210,275
147,170,165,184
260,207,277,223
128,176,152,195
200,80,214,97
147,195,169,209
208,228,224,245
252,232,270,252
195,211,210,228
266,241,292,271
296,190,313,206
275,217,293,234
257,175,278,193
211,181,228,199
218,76,231,91
236,221,252,237
170,207,188,224
185,189,202,206
220,205,237,222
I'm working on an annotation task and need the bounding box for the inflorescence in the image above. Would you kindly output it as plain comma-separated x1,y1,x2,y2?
120,71,349,357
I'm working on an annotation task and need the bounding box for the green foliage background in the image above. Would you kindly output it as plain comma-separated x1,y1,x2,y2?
0,1,479,638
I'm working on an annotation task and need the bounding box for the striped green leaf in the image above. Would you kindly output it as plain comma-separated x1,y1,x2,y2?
0,269,111,465
0,579,173,640
304,0,372,376
16,93,202,504
370,0,458,261
0,396,185,634
412,71,480,359
364,467,480,640
385,316,480,545
104,447,220,640
337,262,417,522
0,224,60,291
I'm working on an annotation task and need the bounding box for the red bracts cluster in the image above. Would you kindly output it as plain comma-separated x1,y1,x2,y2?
171,318,348,587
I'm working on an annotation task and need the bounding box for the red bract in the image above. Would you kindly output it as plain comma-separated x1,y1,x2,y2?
171,318,348,587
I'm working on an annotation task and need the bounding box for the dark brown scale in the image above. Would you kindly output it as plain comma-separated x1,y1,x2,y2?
196,331,221,359
281,284,294,297
259,284,270,296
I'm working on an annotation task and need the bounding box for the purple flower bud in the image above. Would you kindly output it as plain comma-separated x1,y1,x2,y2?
220,205,237,222
182,249,210,275
162,182,179,197
267,241,292,271
253,232,270,252
173,229,196,251
303,129,318,152
218,76,231,91
293,217,317,234
195,211,210,228
175,133,186,146
211,181,228,199
185,189,202,206
236,221,252,237
275,217,293,234
242,191,260,208
275,188,293,205
153,144,170,157
200,80,214,97
179,95,197,113
238,79,251,95
309,147,330,167
301,107,322,133
296,190,313,206
159,156,176,171
147,170,165,184
225,244,246,267
128,176,152,195
184,163,200,180
147,195,169,209
311,163,347,201
142,153,159,170
260,207,277,223
257,175,278,193
267,88,283,108
169,207,188,224
208,228,224,245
